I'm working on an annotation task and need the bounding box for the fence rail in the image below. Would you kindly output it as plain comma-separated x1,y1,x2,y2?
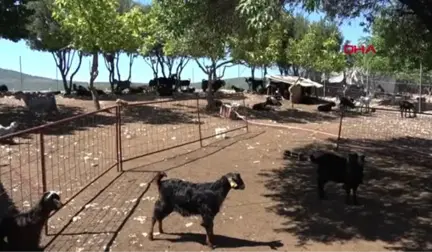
0,94,247,235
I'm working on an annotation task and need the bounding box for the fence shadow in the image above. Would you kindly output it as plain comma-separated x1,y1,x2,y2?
242,107,339,124
120,104,200,125
259,136,432,251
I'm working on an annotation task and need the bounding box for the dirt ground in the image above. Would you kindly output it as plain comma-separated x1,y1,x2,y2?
41,125,431,251
1,91,431,251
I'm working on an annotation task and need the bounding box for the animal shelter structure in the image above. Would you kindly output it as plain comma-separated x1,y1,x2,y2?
266,75,323,103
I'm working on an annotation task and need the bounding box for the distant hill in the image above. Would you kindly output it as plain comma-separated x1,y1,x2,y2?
0,68,252,91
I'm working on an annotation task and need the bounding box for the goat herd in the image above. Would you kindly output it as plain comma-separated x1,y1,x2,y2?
0,147,366,250
316,93,418,118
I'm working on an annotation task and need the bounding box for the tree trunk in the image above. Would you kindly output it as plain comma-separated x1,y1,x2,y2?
89,53,101,110
69,51,83,93
251,66,256,79
205,61,217,111
60,72,69,94
264,66,268,76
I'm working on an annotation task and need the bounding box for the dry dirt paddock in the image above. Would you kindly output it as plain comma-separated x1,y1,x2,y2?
43,125,431,251
0,92,431,251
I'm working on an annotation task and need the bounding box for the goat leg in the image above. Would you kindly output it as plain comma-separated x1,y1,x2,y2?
352,187,359,205
317,179,327,200
148,218,156,241
344,186,351,205
201,216,215,248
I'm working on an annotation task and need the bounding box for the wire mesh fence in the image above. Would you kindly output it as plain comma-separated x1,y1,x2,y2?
0,94,248,236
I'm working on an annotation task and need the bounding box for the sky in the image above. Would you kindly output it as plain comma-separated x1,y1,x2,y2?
0,9,368,84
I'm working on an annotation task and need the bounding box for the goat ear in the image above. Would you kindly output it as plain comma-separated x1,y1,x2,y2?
227,177,238,188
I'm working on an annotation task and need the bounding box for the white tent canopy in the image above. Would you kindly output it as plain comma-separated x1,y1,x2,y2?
266,75,323,88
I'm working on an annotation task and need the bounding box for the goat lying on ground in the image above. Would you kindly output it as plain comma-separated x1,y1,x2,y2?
72,84,91,97
13,91,58,115
0,191,62,251
148,172,245,248
310,151,365,205
399,100,416,118
317,101,336,112
231,85,245,93
0,122,18,137
0,85,8,92
252,97,278,111
266,96,282,106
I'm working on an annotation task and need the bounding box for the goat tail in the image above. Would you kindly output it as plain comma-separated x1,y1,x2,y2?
152,171,167,190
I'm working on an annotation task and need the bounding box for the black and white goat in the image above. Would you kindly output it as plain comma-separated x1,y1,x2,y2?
231,85,245,93
0,191,62,251
399,100,416,118
310,151,365,205
148,172,245,248
252,97,280,111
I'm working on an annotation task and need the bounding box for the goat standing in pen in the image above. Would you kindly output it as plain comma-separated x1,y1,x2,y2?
399,100,417,118
0,191,62,251
148,172,245,248
310,151,366,205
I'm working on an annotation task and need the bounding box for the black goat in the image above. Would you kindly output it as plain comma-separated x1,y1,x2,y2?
0,191,62,251
310,151,365,205
231,85,244,93
317,101,336,112
128,86,144,94
399,100,416,118
0,85,8,92
339,96,356,110
214,99,223,108
72,84,91,97
148,172,245,248
201,79,225,93
252,97,275,110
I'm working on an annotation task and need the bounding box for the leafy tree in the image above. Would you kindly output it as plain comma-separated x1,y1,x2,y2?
230,25,273,80
52,0,146,109
237,0,432,37
139,4,190,82
153,0,242,109
0,0,34,41
288,20,345,82
103,0,146,91
26,0,83,94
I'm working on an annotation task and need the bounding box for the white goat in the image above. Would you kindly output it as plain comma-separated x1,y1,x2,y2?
356,94,372,113
13,92,58,115
0,122,18,137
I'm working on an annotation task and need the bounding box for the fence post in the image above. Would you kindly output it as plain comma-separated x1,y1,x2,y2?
39,131,48,235
336,110,344,150
116,105,123,172
242,95,249,132
196,95,203,147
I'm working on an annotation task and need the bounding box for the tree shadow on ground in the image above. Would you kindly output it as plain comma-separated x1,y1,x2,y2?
159,232,283,249
259,136,432,251
61,92,161,102
120,104,200,125
240,106,339,124
0,104,117,137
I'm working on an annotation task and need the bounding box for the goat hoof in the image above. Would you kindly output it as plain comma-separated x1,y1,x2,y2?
148,235,154,241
